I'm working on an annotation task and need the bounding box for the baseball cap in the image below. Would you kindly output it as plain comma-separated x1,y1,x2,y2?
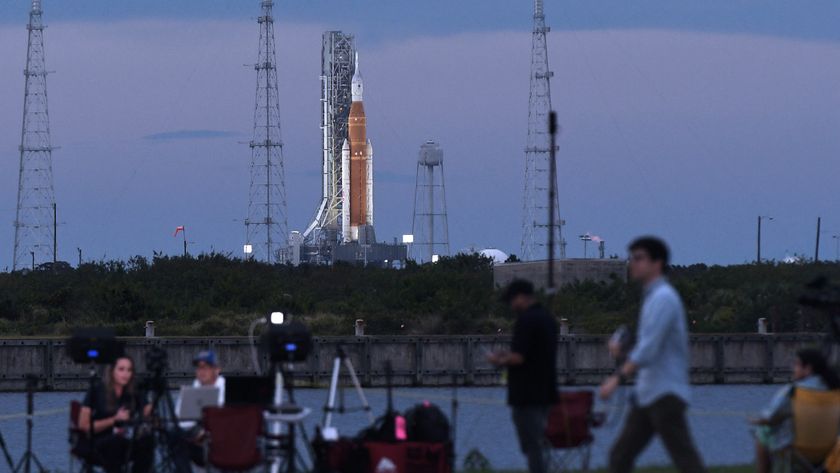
192,350,217,367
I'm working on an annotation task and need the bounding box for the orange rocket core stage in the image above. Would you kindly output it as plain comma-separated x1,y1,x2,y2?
348,100,367,227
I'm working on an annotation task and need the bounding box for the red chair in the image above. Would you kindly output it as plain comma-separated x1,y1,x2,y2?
68,400,104,472
544,390,603,472
203,405,265,472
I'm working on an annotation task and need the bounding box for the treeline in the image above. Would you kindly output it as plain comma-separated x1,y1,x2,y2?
0,254,837,336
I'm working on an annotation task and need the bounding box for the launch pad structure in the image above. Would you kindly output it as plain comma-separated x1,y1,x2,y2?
305,31,356,244
293,31,404,266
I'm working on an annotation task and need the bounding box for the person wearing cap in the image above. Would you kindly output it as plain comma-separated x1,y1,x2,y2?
487,279,558,473
171,350,226,472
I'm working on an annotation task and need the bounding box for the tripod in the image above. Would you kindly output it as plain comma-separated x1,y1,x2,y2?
323,346,374,429
267,365,314,473
13,375,47,473
139,369,183,473
0,429,15,472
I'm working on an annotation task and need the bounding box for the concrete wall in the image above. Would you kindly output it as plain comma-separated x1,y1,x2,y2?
0,333,826,391
493,259,627,290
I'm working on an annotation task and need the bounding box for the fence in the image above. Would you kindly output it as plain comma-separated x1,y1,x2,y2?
0,333,828,391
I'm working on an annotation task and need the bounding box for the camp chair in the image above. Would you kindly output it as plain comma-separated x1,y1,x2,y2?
544,390,605,472
68,400,104,473
775,388,840,473
203,405,266,472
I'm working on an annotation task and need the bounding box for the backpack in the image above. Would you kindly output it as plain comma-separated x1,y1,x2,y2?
405,403,450,443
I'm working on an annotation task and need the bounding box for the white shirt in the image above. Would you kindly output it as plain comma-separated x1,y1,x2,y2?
175,374,226,430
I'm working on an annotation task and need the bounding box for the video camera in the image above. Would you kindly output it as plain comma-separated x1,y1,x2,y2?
144,345,168,375
66,328,124,365
261,320,313,364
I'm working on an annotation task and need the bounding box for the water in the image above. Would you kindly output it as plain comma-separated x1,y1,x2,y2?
0,385,777,472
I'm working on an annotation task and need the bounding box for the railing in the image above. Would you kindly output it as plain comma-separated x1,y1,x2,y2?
0,333,828,391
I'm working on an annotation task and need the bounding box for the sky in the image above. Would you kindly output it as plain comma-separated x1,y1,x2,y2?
1,0,839,268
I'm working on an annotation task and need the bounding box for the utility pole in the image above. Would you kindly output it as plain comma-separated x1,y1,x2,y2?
757,215,773,263
77,247,82,267
53,203,57,264
547,111,558,289
815,217,822,262
833,235,840,261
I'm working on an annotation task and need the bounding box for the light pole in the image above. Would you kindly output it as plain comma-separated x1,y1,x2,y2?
77,248,82,267
833,235,840,262
579,233,593,259
30,251,35,271
757,215,773,263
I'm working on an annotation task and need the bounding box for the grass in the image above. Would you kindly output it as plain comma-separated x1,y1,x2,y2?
494,466,753,473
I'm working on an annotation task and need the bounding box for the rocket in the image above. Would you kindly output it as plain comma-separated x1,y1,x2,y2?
342,52,374,242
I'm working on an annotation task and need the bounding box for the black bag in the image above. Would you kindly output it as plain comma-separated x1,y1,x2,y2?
358,410,402,442
405,403,450,443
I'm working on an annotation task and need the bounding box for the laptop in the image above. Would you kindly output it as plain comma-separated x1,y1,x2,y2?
225,376,275,407
178,386,220,420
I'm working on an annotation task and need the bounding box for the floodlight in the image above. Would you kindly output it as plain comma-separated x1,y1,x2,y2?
402,234,414,244
243,244,253,255
432,254,440,263
270,311,285,325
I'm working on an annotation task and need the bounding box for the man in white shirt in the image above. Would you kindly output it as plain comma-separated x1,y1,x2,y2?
171,350,226,472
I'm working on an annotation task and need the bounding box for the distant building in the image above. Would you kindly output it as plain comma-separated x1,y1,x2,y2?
493,259,627,290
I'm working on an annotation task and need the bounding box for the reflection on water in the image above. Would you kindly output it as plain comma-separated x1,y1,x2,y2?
0,385,775,471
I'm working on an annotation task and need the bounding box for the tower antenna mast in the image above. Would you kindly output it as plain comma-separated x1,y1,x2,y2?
521,0,563,261
245,0,289,263
14,0,57,271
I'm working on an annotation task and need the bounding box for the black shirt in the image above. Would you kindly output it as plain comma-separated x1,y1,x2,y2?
82,380,145,437
507,303,558,406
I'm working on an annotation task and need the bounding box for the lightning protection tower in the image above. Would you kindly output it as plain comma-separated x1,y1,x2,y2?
14,0,57,271
520,0,563,261
411,141,450,263
245,0,288,264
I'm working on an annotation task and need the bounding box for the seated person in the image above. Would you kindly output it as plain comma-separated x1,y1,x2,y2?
171,350,226,472
752,348,840,473
77,355,154,473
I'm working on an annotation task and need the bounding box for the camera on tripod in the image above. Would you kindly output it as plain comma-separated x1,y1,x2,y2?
261,319,313,364
144,345,168,375
66,328,124,365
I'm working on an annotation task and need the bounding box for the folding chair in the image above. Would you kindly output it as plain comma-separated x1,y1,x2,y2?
790,388,840,472
68,400,104,473
203,405,266,472
544,390,604,472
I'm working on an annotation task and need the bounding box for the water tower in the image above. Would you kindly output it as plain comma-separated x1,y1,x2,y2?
411,141,450,263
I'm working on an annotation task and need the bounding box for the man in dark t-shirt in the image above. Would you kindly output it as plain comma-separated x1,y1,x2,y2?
488,279,558,473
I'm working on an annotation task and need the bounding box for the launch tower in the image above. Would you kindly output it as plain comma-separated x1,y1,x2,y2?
520,0,564,261
305,31,356,242
13,0,57,271
244,0,288,263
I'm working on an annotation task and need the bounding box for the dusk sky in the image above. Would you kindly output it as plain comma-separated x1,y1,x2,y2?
1,1,839,268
